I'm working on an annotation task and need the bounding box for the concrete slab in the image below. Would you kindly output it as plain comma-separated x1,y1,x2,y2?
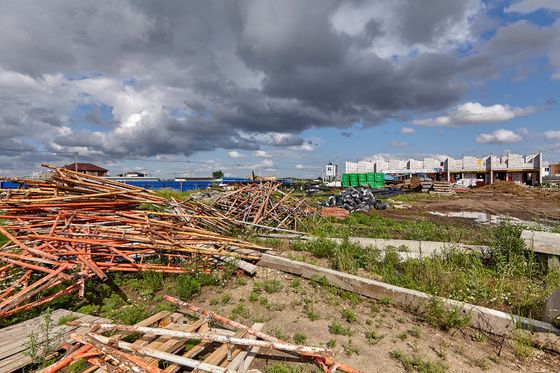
521,230,560,256
543,287,560,325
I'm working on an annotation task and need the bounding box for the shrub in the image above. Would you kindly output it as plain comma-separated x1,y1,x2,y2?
175,274,201,300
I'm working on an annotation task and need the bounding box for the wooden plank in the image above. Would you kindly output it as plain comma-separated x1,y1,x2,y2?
163,321,209,373
227,323,263,371
193,328,248,371
0,310,109,373
521,230,560,256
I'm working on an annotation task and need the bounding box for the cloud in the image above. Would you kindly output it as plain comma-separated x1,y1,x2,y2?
412,102,538,127
254,150,271,158
475,129,522,144
340,131,352,137
296,164,305,170
389,141,409,148
400,127,415,134
0,1,558,174
505,0,560,14
544,130,560,140
227,151,245,159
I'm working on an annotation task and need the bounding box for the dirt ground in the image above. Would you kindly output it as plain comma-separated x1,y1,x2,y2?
385,190,560,223
189,268,560,373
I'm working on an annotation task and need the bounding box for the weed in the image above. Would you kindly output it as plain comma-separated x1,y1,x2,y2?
221,294,232,304
329,321,352,336
209,297,220,305
472,331,487,342
68,359,88,372
389,350,448,373
24,309,63,367
249,292,259,302
425,298,470,332
111,305,148,325
409,326,422,338
365,330,385,345
174,274,201,300
512,329,534,359
344,339,359,356
236,277,248,286
254,279,284,294
469,357,490,370
270,327,290,341
327,339,336,348
264,363,305,373
379,297,392,306
57,315,78,326
398,332,408,341
342,308,356,323
290,278,301,288
293,332,307,345
230,304,250,320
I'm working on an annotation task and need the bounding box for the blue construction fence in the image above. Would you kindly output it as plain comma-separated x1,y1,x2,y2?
1,178,292,192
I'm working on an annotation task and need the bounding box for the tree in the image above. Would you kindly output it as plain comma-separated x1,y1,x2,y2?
212,170,224,179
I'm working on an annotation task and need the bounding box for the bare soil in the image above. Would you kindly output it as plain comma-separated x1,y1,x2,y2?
189,268,560,373
386,190,560,223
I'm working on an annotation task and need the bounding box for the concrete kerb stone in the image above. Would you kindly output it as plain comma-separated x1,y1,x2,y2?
258,253,560,338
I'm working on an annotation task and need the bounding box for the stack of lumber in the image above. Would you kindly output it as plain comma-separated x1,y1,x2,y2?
39,296,362,373
429,181,456,196
420,178,434,193
210,182,316,231
0,165,264,317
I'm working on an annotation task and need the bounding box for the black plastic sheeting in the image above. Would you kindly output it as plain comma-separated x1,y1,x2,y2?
321,187,388,212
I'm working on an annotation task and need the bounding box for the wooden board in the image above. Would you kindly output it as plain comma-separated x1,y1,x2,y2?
521,230,560,256
0,309,108,373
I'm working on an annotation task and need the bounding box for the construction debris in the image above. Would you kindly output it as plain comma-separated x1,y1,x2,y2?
321,187,387,212
37,298,363,373
429,181,456,196
210,182,316,231
320,207,350,219
0,165,265,317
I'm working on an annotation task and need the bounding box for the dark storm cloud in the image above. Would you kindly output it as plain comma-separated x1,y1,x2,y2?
0,0,557,170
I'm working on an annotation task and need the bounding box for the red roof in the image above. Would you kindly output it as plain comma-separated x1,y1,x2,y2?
63,163,108,172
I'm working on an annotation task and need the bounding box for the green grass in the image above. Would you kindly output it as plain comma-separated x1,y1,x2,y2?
293,222,560,320
154,188,196,200
305,212,496,246
390,350,448,372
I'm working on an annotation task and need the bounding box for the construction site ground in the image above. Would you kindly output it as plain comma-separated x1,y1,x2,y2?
384,186,560,223
189,267,560,373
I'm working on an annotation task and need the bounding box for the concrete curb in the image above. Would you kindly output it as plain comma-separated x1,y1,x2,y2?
259,253,560,337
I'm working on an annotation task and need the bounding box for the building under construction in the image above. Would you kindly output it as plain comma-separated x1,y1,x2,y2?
346,152,543,186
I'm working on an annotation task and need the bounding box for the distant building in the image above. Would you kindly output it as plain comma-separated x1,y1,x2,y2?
325,163,338,181
118,171,146,177
549,163,560,177
63,163,108,177
346,152,543,186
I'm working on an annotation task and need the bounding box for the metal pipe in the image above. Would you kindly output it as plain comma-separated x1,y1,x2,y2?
68,321,331,355
85,332,236,373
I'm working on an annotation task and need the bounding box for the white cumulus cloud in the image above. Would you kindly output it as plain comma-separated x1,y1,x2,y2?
475,129,522,144
412,102,538,127
227,150,245,159
400,127,415,135
296,164,305,170
544,130,560,140
254,150,271,158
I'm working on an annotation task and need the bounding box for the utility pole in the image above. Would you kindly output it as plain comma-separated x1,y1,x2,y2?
74,152,78,171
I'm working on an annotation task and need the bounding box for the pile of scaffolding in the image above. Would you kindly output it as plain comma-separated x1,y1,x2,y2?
0,166,264,317
210,182,315,231
40,296,361,373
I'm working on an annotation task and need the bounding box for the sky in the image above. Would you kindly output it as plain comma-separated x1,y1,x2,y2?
0,0,559,178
